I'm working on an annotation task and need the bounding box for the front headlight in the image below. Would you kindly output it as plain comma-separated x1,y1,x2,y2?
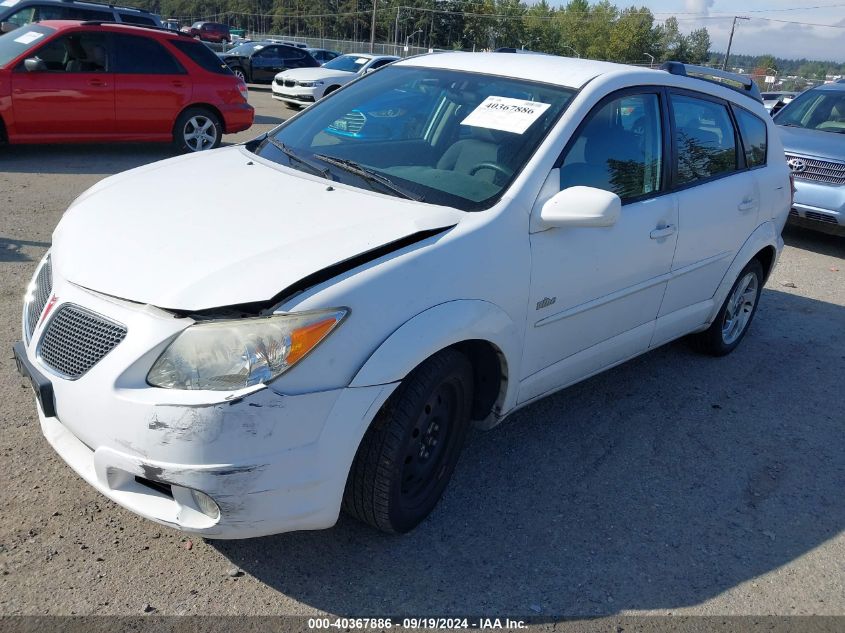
297,80,323,88
147,308,347,391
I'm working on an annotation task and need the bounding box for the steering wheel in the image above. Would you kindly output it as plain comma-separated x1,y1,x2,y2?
468,161,514,183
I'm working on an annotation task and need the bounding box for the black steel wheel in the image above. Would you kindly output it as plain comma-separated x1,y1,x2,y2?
343,348,474,533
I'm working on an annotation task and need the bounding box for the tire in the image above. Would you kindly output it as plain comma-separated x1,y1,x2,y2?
343,348,474,534
689,258,764,356
323,85,339,97
173,107,222,153
232,66,247,83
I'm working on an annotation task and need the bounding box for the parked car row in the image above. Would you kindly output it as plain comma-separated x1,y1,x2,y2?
0,21,253,150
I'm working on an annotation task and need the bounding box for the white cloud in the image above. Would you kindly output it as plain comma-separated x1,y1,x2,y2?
684,0,715,15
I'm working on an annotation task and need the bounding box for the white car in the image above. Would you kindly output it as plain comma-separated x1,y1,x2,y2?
16,54,791,539
271,53,398,107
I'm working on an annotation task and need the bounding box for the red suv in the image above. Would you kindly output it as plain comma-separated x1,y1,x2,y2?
0,21,253,151
182,21,230,43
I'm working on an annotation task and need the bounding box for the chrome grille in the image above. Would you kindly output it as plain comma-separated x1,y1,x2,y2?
24,255,52,343
38,304,127,379
785,154,845,185
805,211,839,225
330,111,366,134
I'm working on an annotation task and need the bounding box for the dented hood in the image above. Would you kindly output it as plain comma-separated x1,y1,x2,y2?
52,146,460,311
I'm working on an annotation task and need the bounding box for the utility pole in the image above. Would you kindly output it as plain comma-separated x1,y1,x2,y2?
722,16,749,71
394,6,401,56
369,0,378,53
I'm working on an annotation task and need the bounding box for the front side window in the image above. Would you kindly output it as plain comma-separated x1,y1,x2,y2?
775,89,845,134
733,106,767,168
21,31,109,72
253,67,575,211
671,94,738,185
560,93,663,201
113,33,184,74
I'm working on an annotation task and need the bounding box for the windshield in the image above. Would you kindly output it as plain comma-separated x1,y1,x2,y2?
251,66,575,211
226,41,263,56
323,54,370,73
0,24,54,68
775,89,845,134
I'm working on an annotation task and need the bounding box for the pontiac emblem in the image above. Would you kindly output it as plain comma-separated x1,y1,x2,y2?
787,158,807,174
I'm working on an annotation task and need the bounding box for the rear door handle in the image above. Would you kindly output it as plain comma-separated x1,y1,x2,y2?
88,79,107,87
738,198,756,212
171,80,184,87
650,224,676,239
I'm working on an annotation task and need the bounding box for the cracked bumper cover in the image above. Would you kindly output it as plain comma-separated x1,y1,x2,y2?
20,276,396,539
35,382,395,538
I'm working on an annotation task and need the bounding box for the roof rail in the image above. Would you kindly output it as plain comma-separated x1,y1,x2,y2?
660,61,763,104
79,20,191,36
60,0,155,14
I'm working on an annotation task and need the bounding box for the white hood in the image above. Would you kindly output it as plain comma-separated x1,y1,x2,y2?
52,147,459,311
275,67,356,82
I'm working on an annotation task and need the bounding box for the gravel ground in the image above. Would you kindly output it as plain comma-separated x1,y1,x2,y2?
0,89,843,618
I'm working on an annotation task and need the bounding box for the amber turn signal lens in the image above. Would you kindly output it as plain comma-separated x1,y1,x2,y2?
287,317,341,365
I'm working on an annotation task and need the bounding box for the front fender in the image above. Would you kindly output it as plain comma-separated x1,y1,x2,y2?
350,300,523,417
706,220,783,325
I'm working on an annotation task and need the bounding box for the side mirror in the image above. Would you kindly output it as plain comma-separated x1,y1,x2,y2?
537,185,621,230
24,57,46,72
0,22,15,34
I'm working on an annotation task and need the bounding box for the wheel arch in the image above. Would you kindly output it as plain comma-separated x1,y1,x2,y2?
350,300,521,428
706,221,781,325
173,103,227,135
0,115,7,143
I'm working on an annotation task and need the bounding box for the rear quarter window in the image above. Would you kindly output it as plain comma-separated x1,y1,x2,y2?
119,14,157,26
733,106,767,168
169,39,232,75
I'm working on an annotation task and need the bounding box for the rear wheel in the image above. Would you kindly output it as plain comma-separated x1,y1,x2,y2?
232,66,247,82
173,107,222,153
343,348,474,533
689,259,764,356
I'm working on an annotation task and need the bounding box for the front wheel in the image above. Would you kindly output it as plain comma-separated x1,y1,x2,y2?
173,107,222,153
343,348,474,533
232,67,247,82
689,258,764,356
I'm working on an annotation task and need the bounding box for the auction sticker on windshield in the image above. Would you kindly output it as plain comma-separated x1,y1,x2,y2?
14,31,44,44
461,95,551,134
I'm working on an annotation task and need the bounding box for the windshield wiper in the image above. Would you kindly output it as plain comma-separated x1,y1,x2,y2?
266,138,332,180
312,154,424,201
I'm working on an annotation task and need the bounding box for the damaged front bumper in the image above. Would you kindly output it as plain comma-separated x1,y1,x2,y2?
18,272,396,539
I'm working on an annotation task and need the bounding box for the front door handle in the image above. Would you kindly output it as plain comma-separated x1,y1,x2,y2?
738,198,756,212
88,79,107,87
650,224,676,239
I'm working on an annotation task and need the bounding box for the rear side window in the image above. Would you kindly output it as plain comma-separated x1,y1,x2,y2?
169,39,231,75
113,33,184,74
671,94,738,186
733,107,767,168
119,14,157,26
7,4,113,23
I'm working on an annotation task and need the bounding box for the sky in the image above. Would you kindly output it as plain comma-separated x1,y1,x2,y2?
631,1,845,63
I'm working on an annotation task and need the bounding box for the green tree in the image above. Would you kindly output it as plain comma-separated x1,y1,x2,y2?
607,6,654,64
